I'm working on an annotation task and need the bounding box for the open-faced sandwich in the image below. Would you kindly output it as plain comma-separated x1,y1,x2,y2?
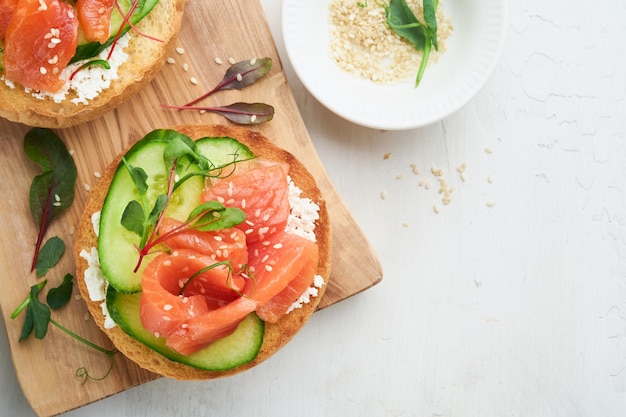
74,124,332,380
0,0,184,128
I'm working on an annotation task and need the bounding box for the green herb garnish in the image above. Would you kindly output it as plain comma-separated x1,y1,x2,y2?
385,0,439,88
35,236,65,278
11,279,118,382
120,132,250,272
162,58,275,125
24,128,77,273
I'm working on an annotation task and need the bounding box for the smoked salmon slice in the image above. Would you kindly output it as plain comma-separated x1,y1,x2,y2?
3,0,78,92
76,0,113,44
0,0,17,39
158,217,249,272
140,250,246,338
245,231,319,322
202,160,291,243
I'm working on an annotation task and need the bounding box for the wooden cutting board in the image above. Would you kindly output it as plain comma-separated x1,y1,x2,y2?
0,1,382,416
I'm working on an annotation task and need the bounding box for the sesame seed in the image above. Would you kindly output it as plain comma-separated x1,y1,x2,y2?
236,73,243,82
84,312,90,321
250,115,257,123
154,332,161,338
383,152,391,160
433,204,440,213
254,208,261,217
487,174,495,183
273,243,283,249
54,194,60,202
261,254,269,263
166,57,175,64
396,173,403,180
48,55,58,64
241,198,246,208
163,259,172,266
410,163,420,175
228,57,236,64
485,147,493,154
69,226,75,235
163,304,173,311
380,191,388,200
176,47,185,55
93,171,101,178
183,63,189,72
486,199,496,207
213,235,223,241
214,57,223,64
40,67,47,74
190,77,198,85
402,222,409,228
265,265,273,272
250,58,257,65
162,315,171,321
67,10,74,18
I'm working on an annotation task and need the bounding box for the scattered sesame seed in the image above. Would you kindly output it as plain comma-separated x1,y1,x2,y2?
74,294,82,300
383,152,391,160
396,174,403,180
93,171,101,178
433,204,440,213
380,190,388,200
227,57,235,64
190,77,198,85
163,304,173,311
162,315,171,321
182,63,189,72
410,163,420,175
69,226,75,235
39,67,47,74
265,265,273,272
485,147,493,154
166,57,175,64
236,73,243,82
402,222,409,228
250,58,257,65
460,172,467,182
250,114,257,123
175,47,185,55
214,57,223,64
487,174,495,183
486,199,496,207
84,312,90,321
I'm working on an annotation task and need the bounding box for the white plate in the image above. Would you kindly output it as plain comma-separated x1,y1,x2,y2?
281,0,508,130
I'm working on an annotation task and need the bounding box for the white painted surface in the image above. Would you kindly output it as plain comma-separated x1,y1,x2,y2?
2,0,625,416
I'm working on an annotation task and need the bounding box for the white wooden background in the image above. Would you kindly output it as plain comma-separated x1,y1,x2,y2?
2,0,626,416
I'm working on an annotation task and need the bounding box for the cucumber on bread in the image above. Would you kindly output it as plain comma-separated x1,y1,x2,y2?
74,124,332,380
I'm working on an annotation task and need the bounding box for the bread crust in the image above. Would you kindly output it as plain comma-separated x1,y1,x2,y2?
74,124,332,380
0,0,185,128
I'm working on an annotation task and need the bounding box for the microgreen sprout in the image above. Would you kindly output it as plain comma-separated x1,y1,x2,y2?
119,132,251,271
11,279,118,382
385,0,439,88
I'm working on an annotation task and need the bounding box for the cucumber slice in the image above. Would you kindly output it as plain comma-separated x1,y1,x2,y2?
98,130,204,293
195,136,255,168
72,0,159,63
98,133,255,292
107,287,265,370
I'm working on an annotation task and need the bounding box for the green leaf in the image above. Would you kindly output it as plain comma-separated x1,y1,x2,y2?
121,200,145,236
184,57,273,107
19,282,51,341
188,201,246,231
35,236,65,278
164,135,209,173
148,194,168,225
385,0,427,51
24,128,77,271
423,0,438,50
122,159,148,195
47,274,74,310
211,102,275,125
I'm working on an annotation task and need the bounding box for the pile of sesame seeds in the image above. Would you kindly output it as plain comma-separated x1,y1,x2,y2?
328,0,453,84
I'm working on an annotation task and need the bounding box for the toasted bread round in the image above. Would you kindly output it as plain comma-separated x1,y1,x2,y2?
74,124,332,380
0,0,185,128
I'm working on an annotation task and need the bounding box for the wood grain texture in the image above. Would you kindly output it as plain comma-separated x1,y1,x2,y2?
0,1,382,416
